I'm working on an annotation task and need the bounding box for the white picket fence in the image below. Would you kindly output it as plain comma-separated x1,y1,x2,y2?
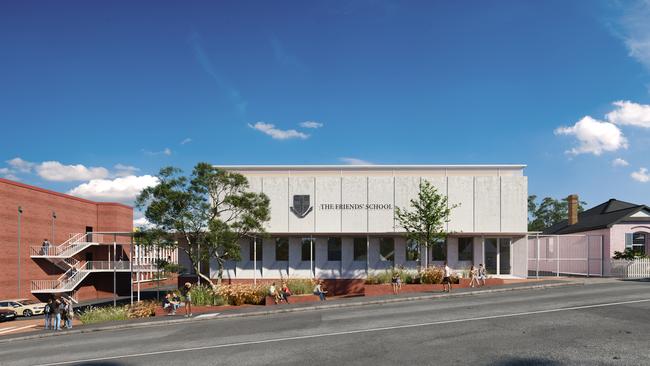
610,258,650,279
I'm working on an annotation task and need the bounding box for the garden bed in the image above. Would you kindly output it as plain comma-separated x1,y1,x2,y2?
363,278,506,296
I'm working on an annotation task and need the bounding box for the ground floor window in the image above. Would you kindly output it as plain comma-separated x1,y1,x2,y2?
627,232,647,256
249,238,263,261
275,237,289,261
353,237,367,262
301,238,315,261
431,239,447,261
379,237,395,262
458,237,473,261
405,239,419,261
328,237,342,261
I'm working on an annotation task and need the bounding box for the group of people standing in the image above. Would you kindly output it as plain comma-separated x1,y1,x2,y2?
43,297,74,331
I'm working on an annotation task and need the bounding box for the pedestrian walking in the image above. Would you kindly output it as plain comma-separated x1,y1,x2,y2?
43,298,53,330
469,265,479,288
181,282,193,317
477,264,487,286
442,262,452,293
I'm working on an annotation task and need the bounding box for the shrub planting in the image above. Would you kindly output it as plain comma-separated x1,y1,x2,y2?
78,306,129,325
216,284,266,306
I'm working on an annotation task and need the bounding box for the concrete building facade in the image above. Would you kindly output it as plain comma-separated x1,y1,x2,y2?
204,165,529,282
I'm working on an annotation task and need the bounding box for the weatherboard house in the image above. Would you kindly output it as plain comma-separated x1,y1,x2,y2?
543,198,650,275
189,165,530,285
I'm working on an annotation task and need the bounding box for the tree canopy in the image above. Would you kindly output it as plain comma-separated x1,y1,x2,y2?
135,163,270,286
527,195,587,232
395,181,458,268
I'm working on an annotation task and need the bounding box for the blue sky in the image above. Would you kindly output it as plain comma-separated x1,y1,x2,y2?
1,0,650,218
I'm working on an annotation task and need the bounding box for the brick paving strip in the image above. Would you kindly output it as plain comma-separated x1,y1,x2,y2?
0,279,583,344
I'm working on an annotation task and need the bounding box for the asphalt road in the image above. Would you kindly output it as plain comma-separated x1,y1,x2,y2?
1,280,649,366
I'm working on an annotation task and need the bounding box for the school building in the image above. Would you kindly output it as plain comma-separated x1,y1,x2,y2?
194,165,529,283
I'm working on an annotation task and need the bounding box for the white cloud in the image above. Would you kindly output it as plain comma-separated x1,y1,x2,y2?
68,175,160,204
618,1,650,71
612,158,630,167
180,138,192,145
36,161,110,182
339,157,373,165
631,167,650,183
7,157,35,173
0,167,19,181
605,100,650,128
114,164,140,177
554,116,628,155
133,216,152,228
143,148,172,156
248,122,309,140
299,121,323,129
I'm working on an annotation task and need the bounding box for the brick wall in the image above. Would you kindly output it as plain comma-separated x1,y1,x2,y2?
0,178,133,301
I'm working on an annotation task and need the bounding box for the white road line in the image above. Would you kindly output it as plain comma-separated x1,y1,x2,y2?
0,326,17,333
0,324,36,335
194,313,220,319
33,298,650,366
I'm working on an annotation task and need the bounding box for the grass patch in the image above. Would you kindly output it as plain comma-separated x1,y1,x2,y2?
78,306,129,325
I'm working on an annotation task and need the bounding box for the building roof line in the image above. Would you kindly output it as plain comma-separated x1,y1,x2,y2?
0,178,132,209
215,164,527,170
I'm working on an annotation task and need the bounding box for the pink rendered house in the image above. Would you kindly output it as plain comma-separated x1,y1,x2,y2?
543,199,650,276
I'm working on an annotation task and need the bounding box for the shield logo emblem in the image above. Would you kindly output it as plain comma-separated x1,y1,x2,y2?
290,195,313,218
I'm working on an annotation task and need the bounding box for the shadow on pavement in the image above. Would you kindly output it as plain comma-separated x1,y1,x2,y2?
494,357,562,366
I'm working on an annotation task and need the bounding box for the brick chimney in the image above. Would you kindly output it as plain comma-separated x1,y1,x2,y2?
568,194,579,226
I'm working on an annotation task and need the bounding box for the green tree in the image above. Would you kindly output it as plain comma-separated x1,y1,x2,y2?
136,163,270,286
395,181,458,268
528,195,587,231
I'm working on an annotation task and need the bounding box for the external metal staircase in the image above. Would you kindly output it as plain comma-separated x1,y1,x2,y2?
30,232,156,295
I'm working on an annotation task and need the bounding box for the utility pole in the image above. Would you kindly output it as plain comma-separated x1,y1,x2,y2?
17,206,23,298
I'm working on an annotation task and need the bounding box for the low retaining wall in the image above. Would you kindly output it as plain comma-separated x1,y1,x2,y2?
364,278,505,296
265,294,322,306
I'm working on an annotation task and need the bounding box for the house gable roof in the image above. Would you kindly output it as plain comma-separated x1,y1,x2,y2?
543,199,650,235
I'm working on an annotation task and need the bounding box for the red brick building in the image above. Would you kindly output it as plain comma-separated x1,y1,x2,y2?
0,178,136,302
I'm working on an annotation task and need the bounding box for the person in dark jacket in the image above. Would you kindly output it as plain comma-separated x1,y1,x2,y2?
43,298,53,330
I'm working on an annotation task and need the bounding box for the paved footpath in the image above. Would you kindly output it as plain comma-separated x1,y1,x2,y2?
2,278,649,365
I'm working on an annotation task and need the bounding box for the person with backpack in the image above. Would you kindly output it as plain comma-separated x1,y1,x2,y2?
43,298,53,330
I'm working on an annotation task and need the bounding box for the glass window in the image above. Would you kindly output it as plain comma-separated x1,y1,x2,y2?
249,238,263,261
458,237,473,261
405,240,419,261
275,237,289,261
301,238,315,261
328,237,342,261
353,237,367,262
632,232,646,256
379,237,395,262
431,238,447,261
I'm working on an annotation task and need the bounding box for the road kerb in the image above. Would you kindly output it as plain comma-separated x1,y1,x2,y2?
0,281,583,344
